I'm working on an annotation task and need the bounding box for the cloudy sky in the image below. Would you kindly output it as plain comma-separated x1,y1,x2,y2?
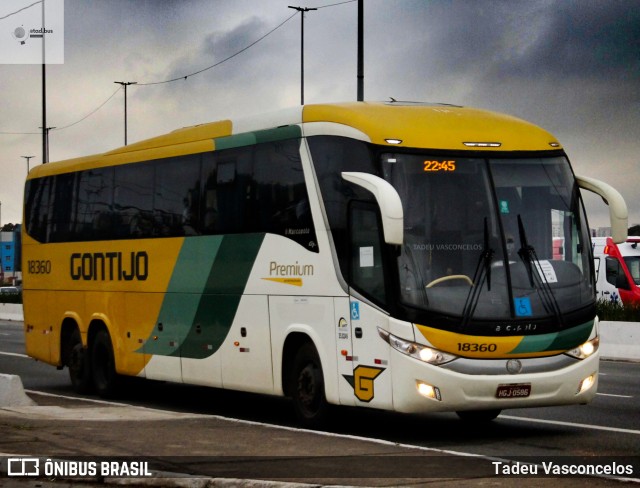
1,0,638,230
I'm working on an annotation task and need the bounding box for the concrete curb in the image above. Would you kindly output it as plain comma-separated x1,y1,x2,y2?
0,303,23,321
0,373,36,407
599,320,640,362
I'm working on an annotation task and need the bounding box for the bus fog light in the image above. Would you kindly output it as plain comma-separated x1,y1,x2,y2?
417,381,441,401
577,374,596,394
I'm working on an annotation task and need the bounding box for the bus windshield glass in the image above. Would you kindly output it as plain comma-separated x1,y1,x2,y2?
382,154,594,323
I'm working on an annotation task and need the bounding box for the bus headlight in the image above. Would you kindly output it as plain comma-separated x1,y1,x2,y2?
565,336,599,360
378,328,457,365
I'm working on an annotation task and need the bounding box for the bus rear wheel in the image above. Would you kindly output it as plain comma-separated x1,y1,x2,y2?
68,329,93,394
91,329,119,398
290,342,329,428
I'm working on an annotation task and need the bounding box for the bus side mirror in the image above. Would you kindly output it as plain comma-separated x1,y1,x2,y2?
576,175,628,244
341,172,404,245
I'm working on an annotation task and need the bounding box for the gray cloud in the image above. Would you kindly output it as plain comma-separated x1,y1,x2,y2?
1,0,638,229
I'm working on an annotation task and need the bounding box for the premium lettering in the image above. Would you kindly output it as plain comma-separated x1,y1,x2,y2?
70,251,148,281
269,261,314,277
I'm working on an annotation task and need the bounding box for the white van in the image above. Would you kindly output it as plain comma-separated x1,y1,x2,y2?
592,236,640,305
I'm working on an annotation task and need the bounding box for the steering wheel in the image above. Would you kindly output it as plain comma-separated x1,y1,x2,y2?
425,274,474,288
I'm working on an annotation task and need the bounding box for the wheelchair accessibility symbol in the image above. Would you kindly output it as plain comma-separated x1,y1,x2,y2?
514,297,532,317
351,302,360,320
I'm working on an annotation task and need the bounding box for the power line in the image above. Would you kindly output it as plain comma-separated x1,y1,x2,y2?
0,86,122,135
54,86,122,131
1,0,356,136
0,0,42,21
137,11,298,86
315,0,356,9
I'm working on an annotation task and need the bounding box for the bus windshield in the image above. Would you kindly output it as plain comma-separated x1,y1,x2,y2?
382,154,594,323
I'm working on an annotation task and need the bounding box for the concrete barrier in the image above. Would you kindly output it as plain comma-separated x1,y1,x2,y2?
599,320,640,362
0,373,36,407
0,303,23,321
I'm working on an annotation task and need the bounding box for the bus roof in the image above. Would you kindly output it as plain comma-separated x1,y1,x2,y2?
28,102,562,179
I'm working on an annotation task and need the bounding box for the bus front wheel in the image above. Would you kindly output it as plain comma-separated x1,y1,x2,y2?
290,342,329,428
91,329,119,398
68,329,92,394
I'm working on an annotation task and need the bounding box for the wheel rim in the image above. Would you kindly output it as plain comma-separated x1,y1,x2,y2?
69,344,86,380
297,363,320,415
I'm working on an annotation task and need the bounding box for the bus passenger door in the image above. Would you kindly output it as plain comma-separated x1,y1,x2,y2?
345,203,393,410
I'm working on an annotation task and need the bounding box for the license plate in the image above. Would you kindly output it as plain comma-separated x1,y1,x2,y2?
496,383,531,399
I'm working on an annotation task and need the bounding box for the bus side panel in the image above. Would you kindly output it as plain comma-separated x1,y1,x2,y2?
23,290,53,364
119,292,163,377
347,300,393,411
219,294,273,393
334,296,356,407
269,295,339,404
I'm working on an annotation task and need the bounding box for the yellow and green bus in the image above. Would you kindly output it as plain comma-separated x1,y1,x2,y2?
22,102,627,425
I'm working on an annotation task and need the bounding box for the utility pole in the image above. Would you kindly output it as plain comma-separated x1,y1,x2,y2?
21,156,35,174
42,0,47,163
114,81,137,145
39,127,55,163
288,6,317,105
357,0,364,101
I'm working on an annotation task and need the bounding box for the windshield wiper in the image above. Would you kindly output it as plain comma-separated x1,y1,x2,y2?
462,218,494,327
516,215,565,327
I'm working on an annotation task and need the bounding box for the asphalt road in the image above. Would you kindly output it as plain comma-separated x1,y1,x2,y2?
1,319,639,470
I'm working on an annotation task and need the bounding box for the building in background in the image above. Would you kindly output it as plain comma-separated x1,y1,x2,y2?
0,225,22,285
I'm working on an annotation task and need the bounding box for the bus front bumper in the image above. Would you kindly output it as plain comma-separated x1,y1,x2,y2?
390,349,599,414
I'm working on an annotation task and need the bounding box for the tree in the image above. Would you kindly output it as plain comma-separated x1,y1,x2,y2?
0,223,17,232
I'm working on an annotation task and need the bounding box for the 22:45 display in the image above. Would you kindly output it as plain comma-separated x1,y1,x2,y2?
423,160,456,172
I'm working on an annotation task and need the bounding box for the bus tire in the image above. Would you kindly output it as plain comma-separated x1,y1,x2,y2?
456,409,501,422
290,342,329,428
68,329,93,394
91,329,119,398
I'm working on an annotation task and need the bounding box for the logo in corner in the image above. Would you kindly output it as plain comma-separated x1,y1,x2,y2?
343,365,385,402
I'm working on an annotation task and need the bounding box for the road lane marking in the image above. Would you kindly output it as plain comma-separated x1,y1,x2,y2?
0,351,29,359
597,392,633,398
502,415,640,435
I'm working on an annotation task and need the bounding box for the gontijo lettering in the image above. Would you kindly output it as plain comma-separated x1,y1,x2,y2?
70,251,148,281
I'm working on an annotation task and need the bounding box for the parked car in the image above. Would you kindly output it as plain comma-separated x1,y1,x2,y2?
0,286,20,295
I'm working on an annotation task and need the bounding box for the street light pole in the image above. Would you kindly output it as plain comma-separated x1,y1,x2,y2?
39,127,55,163
288,6,316,105
21,156,35,174
357,0,364,101
114,81,137,145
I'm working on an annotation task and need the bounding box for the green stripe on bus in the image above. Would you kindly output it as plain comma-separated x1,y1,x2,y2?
178,233,265,359
141,234,265,359
545,320,593,351
509,320,593,354
140,236,223,356
214,125,301,150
